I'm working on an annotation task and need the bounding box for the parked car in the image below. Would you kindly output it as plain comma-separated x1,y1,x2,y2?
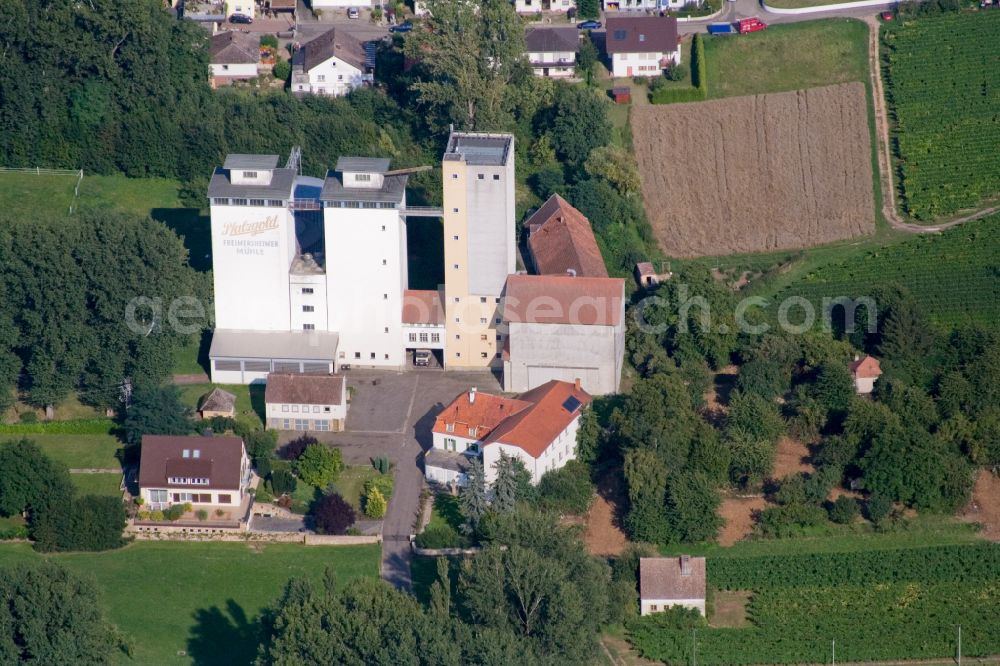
229,13,253,24
577,20,602,30
737,17,766,33
347,7,360,18
390,21,414,32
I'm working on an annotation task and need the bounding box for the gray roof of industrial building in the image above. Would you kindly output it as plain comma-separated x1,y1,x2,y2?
209,329,340,361
320,172,407,203
224,154,280,170
525,27,580,53
207,167,297,199
444,132,514,166
335,157,391,173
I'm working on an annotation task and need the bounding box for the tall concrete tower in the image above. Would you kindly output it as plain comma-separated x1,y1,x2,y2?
441,132,516,369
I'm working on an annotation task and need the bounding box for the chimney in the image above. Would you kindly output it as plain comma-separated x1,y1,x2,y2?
574,377,581,391
680,554,691,575
469,387,477,404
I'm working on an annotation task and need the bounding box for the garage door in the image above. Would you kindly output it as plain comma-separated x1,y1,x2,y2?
527,366,599,391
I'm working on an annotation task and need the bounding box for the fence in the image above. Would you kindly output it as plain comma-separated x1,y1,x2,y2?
0,166,84,214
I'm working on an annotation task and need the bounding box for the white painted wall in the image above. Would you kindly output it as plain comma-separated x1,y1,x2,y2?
432,431,479,453
265,400,347,427
516,0,576,11
528,50,576,78
210,63,259,79
425,465,468,486
481,414,581,485
462,161,516,298
854,376,877,395
610,48,681,78
324,203,408,368
403,325,445,349
210,202,296,331
142,487,243,507
640,598,706,616
290,275,329,331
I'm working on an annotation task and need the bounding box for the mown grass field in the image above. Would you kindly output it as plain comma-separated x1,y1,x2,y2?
2,433,122,469
177,382,264,430
703,19,869,99
0,542,380,666
69,472,123,497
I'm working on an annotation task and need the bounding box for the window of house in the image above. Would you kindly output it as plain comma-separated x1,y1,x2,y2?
356,173,371,182
409,333,417,342
496,352,502,358
382,259,387,265
384,327,389,333
303,305,314,312
324,406,331,413
363,202,378,209
337,75,343,81
249,199,265,206
453,235,459,240
478,174,484,180
451,173,458,179
212,198,229,206
456,352,462,358
354,352,361,359
446,423,455,433
452,207,459,213
453,264,459,270
339,351,345,359
222,64,230,71
302,287,314,294
370,352,376,359
383,294,388,300
282,405,289,412
291,405,299,413
493,174,500,181
480,297,487,303
480,334,488,341
381,225,386,231
232,198,248,206
445,438,457,451
282,419,290,429
149,489,167,503
268,199,284,207
481,352,488,359
419,332,429,342
295,419,308,431
313,406,321,413
317,88,325,94
219,494,232,504
480,318,487,324
455,334,461,340
384,353,389,359
495,317,502,324
315,420,330,431
431,333,440,343
303,324,315,330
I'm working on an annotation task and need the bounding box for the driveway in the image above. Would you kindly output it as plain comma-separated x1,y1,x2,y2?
305,368,501,591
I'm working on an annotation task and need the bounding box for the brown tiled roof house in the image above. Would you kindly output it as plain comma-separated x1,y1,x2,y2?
639,556,707,616
138,435,250,505
526,194,609,278
199,388,237,419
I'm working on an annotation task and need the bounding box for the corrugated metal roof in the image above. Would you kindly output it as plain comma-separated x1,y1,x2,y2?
223,154,280,170
209,329,340,361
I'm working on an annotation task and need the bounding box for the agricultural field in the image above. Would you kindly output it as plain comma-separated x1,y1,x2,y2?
0,541,380,665
629,543,1000,664
702,19,868,99
884,12,1000,220
773,212,1000,328
633,83,875,258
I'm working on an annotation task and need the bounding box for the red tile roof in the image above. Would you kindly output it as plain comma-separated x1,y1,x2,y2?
635,261,656,277
503,274,625,326
640,556,706,601
265,373,345,406
432,380,592,459
402,289,444,326
849,355,882,379
138,435,246,491
527,194,608,278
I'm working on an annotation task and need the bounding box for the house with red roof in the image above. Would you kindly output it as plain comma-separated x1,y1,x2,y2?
525,194,609,278
849,354,882,394
425,380,592,487
501,273,625,395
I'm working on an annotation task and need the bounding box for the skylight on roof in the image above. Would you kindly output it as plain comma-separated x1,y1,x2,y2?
562,396,582,413
639,34,646,42
613,30,627,40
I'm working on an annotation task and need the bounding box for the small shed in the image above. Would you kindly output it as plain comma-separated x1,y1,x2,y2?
199,388,237,419
639,555,706,616
635,261,658,288
612,86,632,104
849,354,882,395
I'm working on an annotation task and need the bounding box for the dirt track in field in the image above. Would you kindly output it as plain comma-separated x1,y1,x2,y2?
632,82,875,258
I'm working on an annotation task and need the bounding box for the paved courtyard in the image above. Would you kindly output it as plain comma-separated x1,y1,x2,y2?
281,367,501,590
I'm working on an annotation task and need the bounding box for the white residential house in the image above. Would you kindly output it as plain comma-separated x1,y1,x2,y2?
425,380,592,487
291,28,371,97
264,373,348,431
603,0,700,10
138,435,252,509
525,27,579,78
640,556,707,616
605,16,681,78
209,31,259,87
502,274,625,396
849,355,883,395
516,0,576,13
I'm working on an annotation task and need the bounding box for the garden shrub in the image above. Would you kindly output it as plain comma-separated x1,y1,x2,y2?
255,485,274,503
364,486,387,519
270,469,297,495
196,509,208,521
295,444,343,488
31,496,127,552
415,523,464,549
312,493,355,535
537,460,594,515
281,435,317,461
828,495,859,524
363,474,394,501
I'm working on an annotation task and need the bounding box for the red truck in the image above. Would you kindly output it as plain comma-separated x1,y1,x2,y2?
738,17,767,33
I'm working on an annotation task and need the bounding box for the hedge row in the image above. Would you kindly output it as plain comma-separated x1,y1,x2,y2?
0,418,115,435
650,33,708,104
710,543,1000,589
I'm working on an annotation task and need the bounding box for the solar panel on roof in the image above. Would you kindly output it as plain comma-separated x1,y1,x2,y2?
562,396,582,413
364,42,377,68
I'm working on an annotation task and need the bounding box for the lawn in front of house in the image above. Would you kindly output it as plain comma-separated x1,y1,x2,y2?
703,19,869,99
0,541,380,666
4,433,122,469
69,473,123,497
331,465,381,513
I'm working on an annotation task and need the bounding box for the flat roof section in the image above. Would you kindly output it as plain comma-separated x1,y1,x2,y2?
209,329,339,361
224,154,280,170
335,157,391,173
445,132,514,166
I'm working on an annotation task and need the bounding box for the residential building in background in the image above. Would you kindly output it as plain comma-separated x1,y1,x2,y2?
138,435,251,509
526,194,608,277
264,373,348,431
442,132,516,370
516,0,576,12
850,355,883,394
525,27,580,78
198,388,237,419
291,28,371,97
502,274,625,395
639,556,707,616
425,379,592,486
605,16,680,77
209,31,259,87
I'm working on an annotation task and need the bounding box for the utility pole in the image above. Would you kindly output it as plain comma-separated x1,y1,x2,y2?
832,639,836,666
957,625,961,666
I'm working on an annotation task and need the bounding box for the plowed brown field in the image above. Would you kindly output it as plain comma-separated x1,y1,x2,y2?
632,82,875,258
